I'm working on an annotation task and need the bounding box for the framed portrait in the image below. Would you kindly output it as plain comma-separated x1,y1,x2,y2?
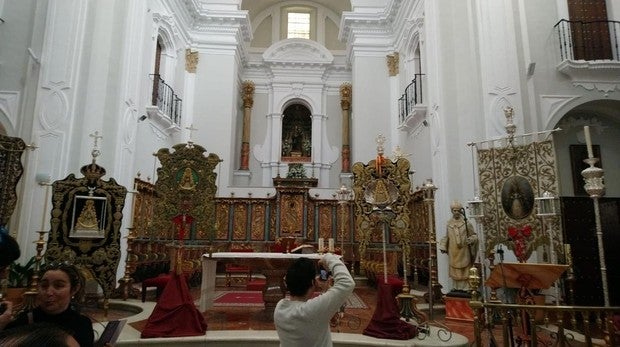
71,195,108,238
500,176,535,220
570,144,602,196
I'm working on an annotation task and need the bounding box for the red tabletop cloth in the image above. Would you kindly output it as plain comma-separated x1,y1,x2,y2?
363,279,417,340
141,272,207,338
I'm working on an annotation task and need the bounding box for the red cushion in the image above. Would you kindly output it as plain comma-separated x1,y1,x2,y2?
143,274,172,288
226,266,250,272
246,279,266,291
230,248,254,253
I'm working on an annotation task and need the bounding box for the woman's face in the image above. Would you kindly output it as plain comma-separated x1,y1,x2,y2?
37,269,75,315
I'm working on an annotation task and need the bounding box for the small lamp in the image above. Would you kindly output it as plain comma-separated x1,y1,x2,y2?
467,195,484,219
421,178,437,201
535,191,558,217
336,184,352,202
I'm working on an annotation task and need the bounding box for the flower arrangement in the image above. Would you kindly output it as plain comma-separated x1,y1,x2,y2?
286,163,307,179
507,225,532,262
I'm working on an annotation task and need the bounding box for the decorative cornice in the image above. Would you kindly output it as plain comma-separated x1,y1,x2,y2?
180,0,252,42
263,39,334,66
339,0,401,43
557,60,620,93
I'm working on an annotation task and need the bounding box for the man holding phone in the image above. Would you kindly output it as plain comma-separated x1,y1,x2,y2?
274,253,354,347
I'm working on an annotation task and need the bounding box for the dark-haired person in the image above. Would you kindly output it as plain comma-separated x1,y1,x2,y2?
0,226,21,268
274,253,355,347
0,322,80,347
2,262,95,347
0,226,21,330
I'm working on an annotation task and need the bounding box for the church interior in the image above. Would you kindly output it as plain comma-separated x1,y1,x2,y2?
1,0,620,345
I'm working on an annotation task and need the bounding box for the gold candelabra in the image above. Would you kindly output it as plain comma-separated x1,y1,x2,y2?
22,178,53,311
421,179,441,320
336,184,352,264
112,227,139,300
113,187,140,300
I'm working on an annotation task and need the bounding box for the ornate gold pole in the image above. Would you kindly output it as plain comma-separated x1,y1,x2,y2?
468,266,483,345
422,179,441,320
336,185,352,265
564,244,576,304
22,178,52,311
239,81,255,170
339,83,351,173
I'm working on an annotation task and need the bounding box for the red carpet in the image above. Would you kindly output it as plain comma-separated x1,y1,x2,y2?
213,291,264,307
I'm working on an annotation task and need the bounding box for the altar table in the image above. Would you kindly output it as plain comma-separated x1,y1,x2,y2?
200,252,322,317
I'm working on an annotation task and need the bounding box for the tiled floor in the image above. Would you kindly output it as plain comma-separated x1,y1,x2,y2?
84,279,482,344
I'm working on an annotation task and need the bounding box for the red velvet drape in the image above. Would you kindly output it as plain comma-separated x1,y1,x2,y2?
363,279,417,340
141,272,207,338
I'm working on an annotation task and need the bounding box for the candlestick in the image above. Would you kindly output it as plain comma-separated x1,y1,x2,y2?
318,238,324,253
402,246,408,282
584,126,594,159
328,238,335,252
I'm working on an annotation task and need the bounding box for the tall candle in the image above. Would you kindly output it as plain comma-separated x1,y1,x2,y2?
584,126,594,159
318,238,324,252
328,238,335,252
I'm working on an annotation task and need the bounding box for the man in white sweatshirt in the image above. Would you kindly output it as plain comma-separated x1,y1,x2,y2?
274,253,355,347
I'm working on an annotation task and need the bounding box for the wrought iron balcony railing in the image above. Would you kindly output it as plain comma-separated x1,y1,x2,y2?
554,19,620,61
150,74,182,126
398,73,425,125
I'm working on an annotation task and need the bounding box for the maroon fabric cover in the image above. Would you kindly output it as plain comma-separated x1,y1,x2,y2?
142,273,171,288
141,272,207,338
363,281,417,340
246,279,266,291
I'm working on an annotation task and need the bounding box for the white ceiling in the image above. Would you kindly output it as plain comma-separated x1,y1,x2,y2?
241,0,351,20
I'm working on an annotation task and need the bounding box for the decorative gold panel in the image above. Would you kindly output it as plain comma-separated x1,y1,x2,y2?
46,160,127,302
305,200,316,239
280,194,304,234
232,202,248,240
352,158,412,260
251,203,266,240
150,143,220,241
477,140,561,258
0,134,26,226
215,202,229,240
133,178,156,238
318,205,333,239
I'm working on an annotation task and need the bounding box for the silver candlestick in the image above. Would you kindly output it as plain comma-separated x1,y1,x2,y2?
581,156,608,306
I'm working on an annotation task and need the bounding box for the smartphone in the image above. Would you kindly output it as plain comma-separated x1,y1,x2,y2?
319,269,329,281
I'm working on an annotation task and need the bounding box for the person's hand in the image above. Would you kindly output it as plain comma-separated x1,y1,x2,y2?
318,256,328,270
0,300,13,330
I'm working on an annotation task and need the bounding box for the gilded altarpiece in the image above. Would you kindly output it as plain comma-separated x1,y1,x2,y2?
275,184,311,237
46,161,127,304
0,134,27,226
477,140,562,258
352,158,413,263
132,177,156,238
408,190,432,281
150,143,220,241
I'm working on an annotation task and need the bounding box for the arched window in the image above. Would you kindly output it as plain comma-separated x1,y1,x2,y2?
281,104,312,161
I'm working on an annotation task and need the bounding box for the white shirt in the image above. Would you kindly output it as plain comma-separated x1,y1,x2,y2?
274,253,355,347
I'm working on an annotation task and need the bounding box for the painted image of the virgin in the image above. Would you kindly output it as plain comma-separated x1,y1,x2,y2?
501,176,534,220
